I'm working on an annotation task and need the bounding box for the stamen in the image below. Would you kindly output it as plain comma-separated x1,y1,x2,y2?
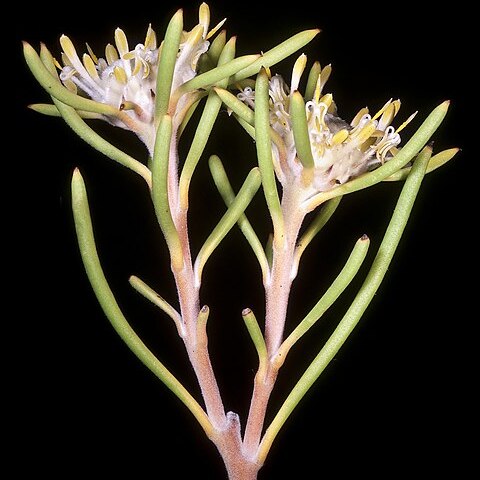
86,43,99,64
114,28,129,57
330,129,349,146
351,107,369,127
291,54,307,92
314,64,331,102
371,98,393,121
113,66,128,84
206,18,227,40
144,24,157,49
396,111,418,133
82,53,99,79
199,2,210,38
105,44,119,65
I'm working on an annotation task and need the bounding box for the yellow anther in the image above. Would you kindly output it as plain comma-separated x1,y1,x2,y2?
86,43,98,64
186,24,205,48
330,128,349,146
105,44,119,65
291,54,307,92
351,107,369,127
199,2,210,37
314,64,332,102
113,66,128,84
319,93,333,108
114,28,129,57
144,24,157,49
355,121,376,144
132,56,142,76
53,56,62,70
396,111,418,133
82,53,99,79
63,78,77,93
60,35,78,63
372,98,393,121
377,102,397,131
206,18,227,40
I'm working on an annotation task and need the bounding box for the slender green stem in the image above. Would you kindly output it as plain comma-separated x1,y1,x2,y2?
258,146,432,465
194,167,261,287
304,101,449,211
151,115,183,270
71,168,213,438
129,275,183,336
155,8,183,119
242,308,268,379
275,234,370,367
208,155,269,281
255,69,284,244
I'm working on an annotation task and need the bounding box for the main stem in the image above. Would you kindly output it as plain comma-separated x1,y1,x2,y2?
166,129,226,429
243,185,305,461
166,130,260,478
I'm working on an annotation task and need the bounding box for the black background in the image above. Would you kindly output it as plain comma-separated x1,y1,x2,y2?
10,1,475,478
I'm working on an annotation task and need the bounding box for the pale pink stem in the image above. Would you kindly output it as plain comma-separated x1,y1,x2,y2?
243,185,305,461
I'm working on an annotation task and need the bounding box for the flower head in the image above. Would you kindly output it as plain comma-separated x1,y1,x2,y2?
56,3,225,152
238,54,417,193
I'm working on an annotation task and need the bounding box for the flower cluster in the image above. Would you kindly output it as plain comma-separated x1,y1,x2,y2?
238,55,417,193
56,3,224,150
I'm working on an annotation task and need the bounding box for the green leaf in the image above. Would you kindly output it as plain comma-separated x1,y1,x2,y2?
178,36,237,208
176,54,260,97
28,103,101,119
258,146,433,465
383,147,459,181
304,61,321,100
293,196,342,270
276,234,370,366
155,9,183,118
71,168,212,438
23,42,118,116
55,100,152,186
213,87,255,125
290,91,315,170
242,308,268,378
36,43,152,185
230,29,320,82
209,155,269,281
255,69,284,242
151,115,184,270
194,167,261,286
129,275,183,335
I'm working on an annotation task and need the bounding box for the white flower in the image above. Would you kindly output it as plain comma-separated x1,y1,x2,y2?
56,3,225,153
237,55,417,193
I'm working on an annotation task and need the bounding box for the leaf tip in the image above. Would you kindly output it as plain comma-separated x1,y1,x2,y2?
440,99,451,111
